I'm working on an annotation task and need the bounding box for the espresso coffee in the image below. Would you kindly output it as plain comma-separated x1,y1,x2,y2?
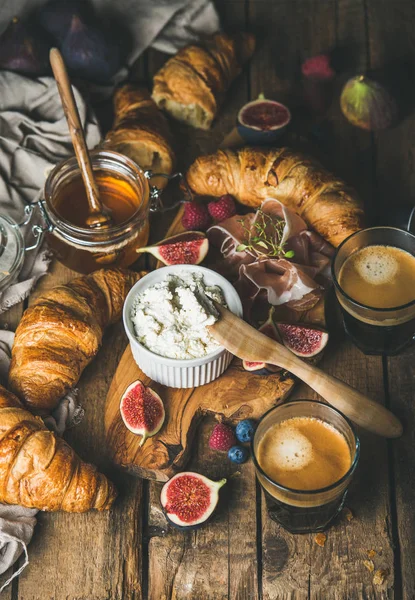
257,416,352,493
338,245,415,309
253,402,359,533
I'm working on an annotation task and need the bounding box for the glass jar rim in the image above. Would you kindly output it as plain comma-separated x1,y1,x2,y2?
251,399,360,496
332,226,415,313
43,149,150,246
0,215,25,289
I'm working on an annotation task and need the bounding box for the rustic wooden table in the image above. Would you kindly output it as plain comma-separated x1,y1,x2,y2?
1,1,415,598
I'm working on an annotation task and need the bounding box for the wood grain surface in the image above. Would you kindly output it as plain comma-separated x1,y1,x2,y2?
105,344,294,481
2,0,414,599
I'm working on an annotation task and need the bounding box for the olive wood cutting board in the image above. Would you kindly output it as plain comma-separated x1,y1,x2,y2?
105,206,325,482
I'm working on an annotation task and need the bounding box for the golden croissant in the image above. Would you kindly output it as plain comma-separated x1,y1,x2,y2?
0,385,116,512
186,147,365,247
152,32,256,129
104,85,175,176
9,268,144,414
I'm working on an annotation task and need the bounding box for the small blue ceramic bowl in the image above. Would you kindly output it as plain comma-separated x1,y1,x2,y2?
236,98,291,145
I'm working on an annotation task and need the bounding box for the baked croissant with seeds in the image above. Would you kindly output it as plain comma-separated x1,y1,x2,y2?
0,385,116,512
152,32,255,130
9,268,144,414
104,85,175,175
186,147,364,247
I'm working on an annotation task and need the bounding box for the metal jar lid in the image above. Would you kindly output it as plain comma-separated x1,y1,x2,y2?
0,215,25,291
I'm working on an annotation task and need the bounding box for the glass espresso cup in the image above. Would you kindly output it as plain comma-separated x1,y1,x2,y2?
332,227,415,355
252,401,360,534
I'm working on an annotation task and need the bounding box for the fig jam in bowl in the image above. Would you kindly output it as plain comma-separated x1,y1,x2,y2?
123,265,243,388
237,98,291,144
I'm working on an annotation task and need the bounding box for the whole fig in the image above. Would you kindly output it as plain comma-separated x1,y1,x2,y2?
38,0,94,38
340,75,397,130
0,17,50,75
60,15,121,83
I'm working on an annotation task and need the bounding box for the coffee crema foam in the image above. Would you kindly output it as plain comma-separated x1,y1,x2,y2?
339,245,415,309
257,416,352,492
353,246,398,285
271,427,313,471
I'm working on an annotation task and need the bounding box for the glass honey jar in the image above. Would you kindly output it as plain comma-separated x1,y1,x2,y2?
39,150,152,273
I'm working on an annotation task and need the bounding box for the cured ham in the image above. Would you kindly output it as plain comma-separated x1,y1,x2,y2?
207,198,334,319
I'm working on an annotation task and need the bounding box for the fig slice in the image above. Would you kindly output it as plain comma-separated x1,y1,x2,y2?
136,231,209,265
120,379,165,447
275,323,329,358
243,307,282,373
161,472,226,529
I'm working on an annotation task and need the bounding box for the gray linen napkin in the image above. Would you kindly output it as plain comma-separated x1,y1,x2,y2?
0,330,83,592
0,0,220,312
0,70,101,313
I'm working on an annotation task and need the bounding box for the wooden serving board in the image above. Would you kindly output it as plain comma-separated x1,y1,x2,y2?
105,348,295,481
105,205,325,481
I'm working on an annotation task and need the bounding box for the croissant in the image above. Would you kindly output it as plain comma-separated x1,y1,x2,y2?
186,147,364,246
104,85,175,175
9,268,144,415
0,385,116,512
152,32,256,130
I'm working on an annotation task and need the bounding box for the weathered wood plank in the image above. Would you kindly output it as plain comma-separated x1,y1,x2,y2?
387,347,415,600
366,0,415,596
310,0,395,595
293,345,394,600
146,2,258,598
248,0,334,597
15,260,143,600
261,343,394,600
148,416,258,600
249,0,395,598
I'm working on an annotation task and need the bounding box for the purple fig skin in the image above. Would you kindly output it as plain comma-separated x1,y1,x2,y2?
340,75,397,131
60,15,121,83
0,17,50,75
136,231,209,265
38,0,94,38
276,323,329,358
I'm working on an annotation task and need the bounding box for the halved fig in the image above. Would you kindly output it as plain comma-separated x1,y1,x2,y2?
243,307,282,373
120,379,165,447
276,323,329,358
238,98,291,131
136,231,209,265
160,472,226,529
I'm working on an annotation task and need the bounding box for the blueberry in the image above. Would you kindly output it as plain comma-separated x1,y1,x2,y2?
228,445,249,464
235,419,256,443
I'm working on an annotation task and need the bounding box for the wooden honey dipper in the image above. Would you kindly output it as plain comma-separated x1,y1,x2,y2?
50,48,113,229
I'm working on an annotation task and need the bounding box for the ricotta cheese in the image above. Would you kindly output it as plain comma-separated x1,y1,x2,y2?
131,271,226,360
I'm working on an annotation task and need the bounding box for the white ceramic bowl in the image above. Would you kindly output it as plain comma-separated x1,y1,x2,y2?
123,265,243,388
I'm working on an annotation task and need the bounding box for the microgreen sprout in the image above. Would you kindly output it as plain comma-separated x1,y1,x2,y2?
235,210,295,258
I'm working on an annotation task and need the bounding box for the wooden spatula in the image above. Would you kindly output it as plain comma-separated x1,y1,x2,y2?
209,304,402,438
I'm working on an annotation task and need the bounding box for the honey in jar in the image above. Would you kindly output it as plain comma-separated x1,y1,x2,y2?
43,150,151,273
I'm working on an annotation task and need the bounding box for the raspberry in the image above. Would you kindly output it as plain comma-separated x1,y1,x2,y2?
207,195,237,223
209,423,236,452
182,202,212,231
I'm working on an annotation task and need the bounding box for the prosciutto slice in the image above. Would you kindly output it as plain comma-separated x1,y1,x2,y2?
207,198,335,318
